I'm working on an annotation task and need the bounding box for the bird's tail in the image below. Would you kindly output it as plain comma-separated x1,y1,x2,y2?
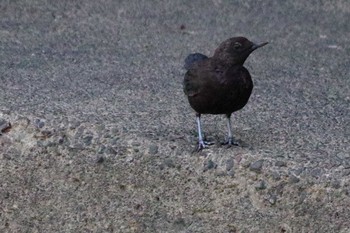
184,53,208,70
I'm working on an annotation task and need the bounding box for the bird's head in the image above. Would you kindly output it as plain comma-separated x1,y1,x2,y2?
213,37,268,65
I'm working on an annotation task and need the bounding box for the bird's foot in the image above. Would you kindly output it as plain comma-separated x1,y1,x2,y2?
221,137,239,147
196,140,214,152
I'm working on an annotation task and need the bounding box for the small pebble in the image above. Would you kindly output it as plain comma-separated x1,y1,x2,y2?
111,127,119,134
203,159,217,172
215,170,226,177
275,160,287,167
310,168,322,178
41,130,53,138
74,126,85,138
58,136,65,144
342,169,350,176
228,224,237,233
96,124,105,131
104,134,112,139
164,158,175,168
227,170,235,177
149,144,158,155
298,191,307,204
331,180,341,189
131,141,140,147
268,194,277,205
83,135,93,145
96,156,104,163
0,118,7,125
106,147,117,155
69,121,81,130
3,192,10,199
271,171,281,181
249,160,264,173
173,217,186,230
289,175,300,183
0,120,11,135
226,158,234,171
293,167,305,176
37,140,52,147
109,138,118,145
97,145,106,154
126,156,134,162
255,180,267,190
34,119,45,128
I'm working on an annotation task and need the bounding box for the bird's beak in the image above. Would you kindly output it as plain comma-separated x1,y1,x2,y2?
250,42,268,51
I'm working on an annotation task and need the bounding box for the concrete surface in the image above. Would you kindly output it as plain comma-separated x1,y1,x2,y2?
0,0,349,232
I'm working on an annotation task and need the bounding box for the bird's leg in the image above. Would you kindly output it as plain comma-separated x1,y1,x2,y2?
196,113,206,151
222,114,239,146
196,113,213,151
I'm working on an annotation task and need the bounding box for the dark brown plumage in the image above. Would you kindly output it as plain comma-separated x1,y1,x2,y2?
183,37,268,151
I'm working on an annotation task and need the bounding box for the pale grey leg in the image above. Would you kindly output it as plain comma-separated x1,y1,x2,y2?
195,113,213,151
196,114,206,151
222,114,239,146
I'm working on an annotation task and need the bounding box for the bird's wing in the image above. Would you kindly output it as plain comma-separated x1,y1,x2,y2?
183,69,200,97
183,59,224,97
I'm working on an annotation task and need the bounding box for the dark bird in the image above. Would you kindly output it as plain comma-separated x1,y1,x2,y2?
183,37,268,151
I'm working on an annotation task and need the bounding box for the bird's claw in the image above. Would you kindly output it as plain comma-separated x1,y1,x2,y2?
221,137,239,147
196,140,214,152
197,142,206,152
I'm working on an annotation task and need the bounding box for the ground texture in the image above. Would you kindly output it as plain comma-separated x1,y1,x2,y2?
0,0,350,232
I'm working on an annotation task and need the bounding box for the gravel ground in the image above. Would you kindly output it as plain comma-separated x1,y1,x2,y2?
1,0,350,232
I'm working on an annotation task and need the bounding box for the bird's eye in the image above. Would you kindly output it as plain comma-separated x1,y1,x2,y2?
233,42,242,49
